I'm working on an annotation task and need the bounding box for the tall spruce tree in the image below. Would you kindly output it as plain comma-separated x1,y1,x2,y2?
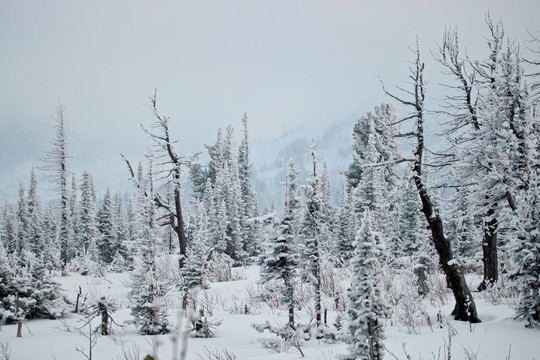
260,159,301,327
302,141,324,328
97,189,116,264
343,210,388,360
26,167,44,256
78,171,99,267
513,169,540,327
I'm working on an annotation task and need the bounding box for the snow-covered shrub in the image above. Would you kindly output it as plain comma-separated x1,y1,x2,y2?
252,321,304,355
196,290,219,317
189,309,222,338
207,256,234,283
293,282,314,311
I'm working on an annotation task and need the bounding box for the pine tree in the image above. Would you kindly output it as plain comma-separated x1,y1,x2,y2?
343,210,388,360
129,170,169,335
68,173,79,261
78,171,99,269
397,171,429,257
513,169,540,327
260,159,301,327
302,141,324,328
336,179,355,266
238,114,260,257
2,203,19,256
111,192,129,269
346,104,400,262
97,188,116,264
0,243,14,317
16,184,28,258
182,201,210,290
26,167,44,256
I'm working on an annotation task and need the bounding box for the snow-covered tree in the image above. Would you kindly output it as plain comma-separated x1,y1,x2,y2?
78,171,99,268
129,168,169,335
182,201,210,290
435,23,533,290
238,114,260,257
41,104,71,267
1,203,19,256
26,167,44,256
346,104,400,261
335,179,356,266
396,171,429,258
97,188,116,264
260,159,301,326
302,141,324,328
513,169,540,327
16,184,28,258
343,210,388,360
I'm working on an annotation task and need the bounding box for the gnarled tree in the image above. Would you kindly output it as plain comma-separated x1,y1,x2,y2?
123,91,192,268
383,42,480,322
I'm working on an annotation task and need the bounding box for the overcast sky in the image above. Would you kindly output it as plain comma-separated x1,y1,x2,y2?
1,0,538,203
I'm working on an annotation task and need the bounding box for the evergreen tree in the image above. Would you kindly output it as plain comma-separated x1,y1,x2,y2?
513,169,540,327
182,201,210,290
26,167,44,255
302,141,324,328
68,173,79,261
78,171,99,267
397,171,429,257
97,188,116,264
2,203,19,256
16,184,28,258
129,170,169,335
343,210,388,360
335,179,355,265
112,192,129,268
238,114,260,257
260,159,301,327
0,243,14,317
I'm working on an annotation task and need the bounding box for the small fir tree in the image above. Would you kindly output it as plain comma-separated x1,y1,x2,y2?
343,210,388,360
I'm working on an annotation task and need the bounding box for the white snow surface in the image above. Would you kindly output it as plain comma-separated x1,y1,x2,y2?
0,266,539,360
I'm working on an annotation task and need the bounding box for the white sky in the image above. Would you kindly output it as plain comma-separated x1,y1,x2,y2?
0,0,538,203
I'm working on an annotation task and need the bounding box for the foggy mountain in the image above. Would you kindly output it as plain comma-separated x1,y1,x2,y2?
251,115,357,211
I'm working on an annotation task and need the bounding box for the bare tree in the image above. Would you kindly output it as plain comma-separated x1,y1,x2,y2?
123,91,193,268
41,103,72,269
383,41,480,322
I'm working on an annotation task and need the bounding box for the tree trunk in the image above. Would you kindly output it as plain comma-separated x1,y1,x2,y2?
174,187,188,268
415,179,480,322
99,300,109,335
384,43,481,323
17,320,22,337
478,207,498,291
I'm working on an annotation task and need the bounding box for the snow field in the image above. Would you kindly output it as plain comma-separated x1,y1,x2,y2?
0,266,538,360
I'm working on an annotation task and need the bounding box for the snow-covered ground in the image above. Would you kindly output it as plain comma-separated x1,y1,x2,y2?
0,266,538,360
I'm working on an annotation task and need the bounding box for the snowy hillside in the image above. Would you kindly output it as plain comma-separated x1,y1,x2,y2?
251,116,356,210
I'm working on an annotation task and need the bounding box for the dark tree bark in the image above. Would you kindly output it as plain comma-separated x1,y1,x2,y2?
99,300,109,335
122,91,193,268
478,207,498,291
384,42,480,322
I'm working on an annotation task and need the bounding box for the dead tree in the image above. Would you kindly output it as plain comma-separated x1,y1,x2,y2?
383,41,480,322
41,103,72,269
122,91,194,268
